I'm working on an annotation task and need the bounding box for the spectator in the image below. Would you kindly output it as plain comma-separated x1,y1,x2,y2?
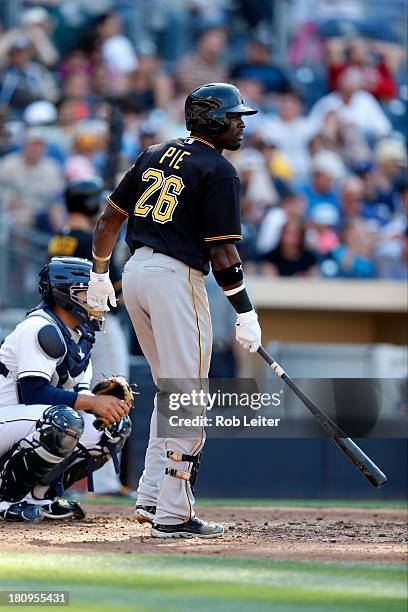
0,7,59,68
327,37,397,102
307,203,340,256
64,129,102,181
322,218,377,278
230,34,291,95
257,191,306,254
301,151,343,217
235,148,277,223
363,138,408,223
260,90,318,179
174,26,228,94
309,67,391,142
340,175,366,219
122,52,174,111
0,127,64,229
95,11,138,78
258,215,317,277
0,36,58,117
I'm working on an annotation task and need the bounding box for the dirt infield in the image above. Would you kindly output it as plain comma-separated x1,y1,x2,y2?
1,504,406,562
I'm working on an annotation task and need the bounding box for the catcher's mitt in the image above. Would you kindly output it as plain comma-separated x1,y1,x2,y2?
92,376,135,430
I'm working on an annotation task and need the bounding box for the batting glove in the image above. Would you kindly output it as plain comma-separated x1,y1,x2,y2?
87,271,117,312
236,310,261,352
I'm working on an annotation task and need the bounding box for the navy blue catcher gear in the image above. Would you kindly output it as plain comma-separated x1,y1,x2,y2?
37,324,66,360
38,414,132,497
0,405,83,503
185,83,257,135
65,177,104,216
38,256,105,331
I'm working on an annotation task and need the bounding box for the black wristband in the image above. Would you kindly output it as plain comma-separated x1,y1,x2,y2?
224,285,253,314
213,262,243,287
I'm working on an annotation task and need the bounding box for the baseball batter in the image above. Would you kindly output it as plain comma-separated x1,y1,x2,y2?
0,257,131,522
87,83,262,538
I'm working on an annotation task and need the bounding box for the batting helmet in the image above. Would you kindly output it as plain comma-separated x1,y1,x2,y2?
185,83,257,136
39,257,104,331
64,178,104,216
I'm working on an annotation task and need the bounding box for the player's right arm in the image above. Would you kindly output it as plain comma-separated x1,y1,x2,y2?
87,169,133,310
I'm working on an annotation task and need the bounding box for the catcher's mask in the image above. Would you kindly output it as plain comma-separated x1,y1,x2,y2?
39,257,105,332
185,82,257,136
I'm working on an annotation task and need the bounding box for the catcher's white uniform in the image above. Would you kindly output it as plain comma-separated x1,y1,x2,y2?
0,308,102,506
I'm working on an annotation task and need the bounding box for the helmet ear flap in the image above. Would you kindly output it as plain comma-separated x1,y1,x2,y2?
39,265,54,304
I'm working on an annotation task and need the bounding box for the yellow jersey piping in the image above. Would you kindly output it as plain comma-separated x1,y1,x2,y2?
107,196,129,217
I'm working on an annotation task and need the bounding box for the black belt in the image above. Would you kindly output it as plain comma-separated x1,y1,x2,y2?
0,362,10,377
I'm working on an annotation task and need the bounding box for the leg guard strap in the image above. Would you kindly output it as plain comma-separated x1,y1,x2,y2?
165,450,202,487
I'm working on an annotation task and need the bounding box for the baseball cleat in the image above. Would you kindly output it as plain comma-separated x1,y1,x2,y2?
0,501,45,523
151,516,224,539
134,504,156,524
41,498,86,520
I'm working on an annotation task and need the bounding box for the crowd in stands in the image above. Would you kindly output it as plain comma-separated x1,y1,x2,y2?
0,0,406,282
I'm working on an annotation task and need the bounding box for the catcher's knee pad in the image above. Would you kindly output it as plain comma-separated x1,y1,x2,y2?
165,450,202,488
36,405,85,458
41,414,132,497
0,405,83,503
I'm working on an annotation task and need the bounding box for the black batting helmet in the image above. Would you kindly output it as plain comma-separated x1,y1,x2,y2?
39,256,104,331
185,83,257,136
64,177,104,216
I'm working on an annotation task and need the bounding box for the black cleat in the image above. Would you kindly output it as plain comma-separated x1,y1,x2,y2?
0,501,44,523
41,498,86,520
134,504,156,524
151,516,224,539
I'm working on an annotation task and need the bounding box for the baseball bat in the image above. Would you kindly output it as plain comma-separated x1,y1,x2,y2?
257,345,387,487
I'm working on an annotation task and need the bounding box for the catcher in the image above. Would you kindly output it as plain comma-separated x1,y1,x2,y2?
0,256,133,522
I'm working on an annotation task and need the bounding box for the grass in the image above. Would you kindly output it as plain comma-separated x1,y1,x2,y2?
0,553,406,612
80,494,407,510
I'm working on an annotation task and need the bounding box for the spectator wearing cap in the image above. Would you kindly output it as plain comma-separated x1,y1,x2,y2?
0,35,58,117
258,215,317,277
230,34,291,95
326,36,398,102
64,129,102,181
307,203,340,256
0,7,59,68
174,26,228,94
300,151,343,217
309,67,391,142
0,127,64,229
260,90,319,180
364,138,408,224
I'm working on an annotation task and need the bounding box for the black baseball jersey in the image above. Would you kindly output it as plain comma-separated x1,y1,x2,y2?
48,228,122,291
108,136,243,273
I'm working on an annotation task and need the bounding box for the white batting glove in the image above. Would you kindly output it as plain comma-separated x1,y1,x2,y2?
87,271,117,312
236,310,261,353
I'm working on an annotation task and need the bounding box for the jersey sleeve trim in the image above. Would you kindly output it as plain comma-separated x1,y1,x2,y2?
107,196,129,217
204,234,242,243
18,370,51,381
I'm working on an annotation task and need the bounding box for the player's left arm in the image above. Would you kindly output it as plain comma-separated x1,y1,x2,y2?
210,243,261,353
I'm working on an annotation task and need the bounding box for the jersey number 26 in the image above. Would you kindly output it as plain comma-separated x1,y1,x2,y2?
134,168,184,223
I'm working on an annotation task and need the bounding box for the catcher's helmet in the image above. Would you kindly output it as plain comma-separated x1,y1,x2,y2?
185,83,257,135
64,177,104,216
39,256,104,331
